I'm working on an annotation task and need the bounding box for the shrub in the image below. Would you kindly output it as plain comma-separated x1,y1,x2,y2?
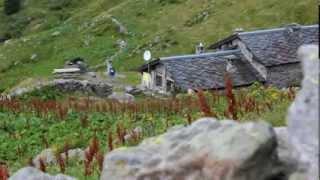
156,0,181,6
5,15,30,38
4,0,21,15
49,0,73,10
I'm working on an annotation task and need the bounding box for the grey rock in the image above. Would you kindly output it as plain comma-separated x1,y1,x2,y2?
125,86,142,96
108,92,135,103
9,167,76,180
124,127,143,141
111,17,128,35
274,127,301,173
61,148,85,161
101,118,285,180
33,149,56,168
289,172,309,180
51,31,61,37
287,45,319,180
0,94,11,101
32,148,85,168
30,54,38,60
10,87,29,97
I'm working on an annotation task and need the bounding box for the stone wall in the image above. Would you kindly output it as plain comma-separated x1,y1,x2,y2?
266,63,302,88
53,79,113,98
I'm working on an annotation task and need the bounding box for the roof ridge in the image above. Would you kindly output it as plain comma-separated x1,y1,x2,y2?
238,24,318,36
160,49,241,61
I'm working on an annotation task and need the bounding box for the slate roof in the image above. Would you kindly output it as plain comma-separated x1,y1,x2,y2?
139,50,263,90
209,24,319,67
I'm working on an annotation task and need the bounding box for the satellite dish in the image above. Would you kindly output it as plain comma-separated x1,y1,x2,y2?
143,50,152,62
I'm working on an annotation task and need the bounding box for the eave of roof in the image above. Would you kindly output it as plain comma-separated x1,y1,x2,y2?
160,49,241,61
136,59,161,72
137,49,242,72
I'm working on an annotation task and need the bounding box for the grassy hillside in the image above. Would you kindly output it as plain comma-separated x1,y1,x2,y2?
0,0,318,91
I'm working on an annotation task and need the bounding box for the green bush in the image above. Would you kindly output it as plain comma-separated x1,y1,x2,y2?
4,15,30,37
156,0,181,5
4,0,21,15
48,0,73,10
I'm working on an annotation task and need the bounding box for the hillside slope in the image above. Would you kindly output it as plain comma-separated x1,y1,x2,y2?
0,0,318,91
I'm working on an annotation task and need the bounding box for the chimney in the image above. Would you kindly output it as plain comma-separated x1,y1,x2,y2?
233,28,244,34
195,42,205,54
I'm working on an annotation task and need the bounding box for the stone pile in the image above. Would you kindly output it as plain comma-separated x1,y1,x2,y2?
53,79,113,97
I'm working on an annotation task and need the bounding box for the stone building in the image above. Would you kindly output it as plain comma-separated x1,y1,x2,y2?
138,24,318,94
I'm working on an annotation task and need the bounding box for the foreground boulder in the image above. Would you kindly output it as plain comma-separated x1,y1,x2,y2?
274,127,300,175
9,167,75,180
287,45,319,180
101,118,287,180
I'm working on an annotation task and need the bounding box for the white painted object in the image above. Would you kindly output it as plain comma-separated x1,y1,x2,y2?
53,68,81,74
144,50,152,62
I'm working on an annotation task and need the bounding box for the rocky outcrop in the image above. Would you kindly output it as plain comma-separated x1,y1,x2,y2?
9,167,75,180
101,118,287,180
53,79,113,97
287,45,319,180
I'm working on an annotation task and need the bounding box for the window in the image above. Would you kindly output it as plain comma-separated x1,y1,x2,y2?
166,80,174,92
155,75,162,87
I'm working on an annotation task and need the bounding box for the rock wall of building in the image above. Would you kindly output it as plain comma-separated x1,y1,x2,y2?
266,63,302,88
